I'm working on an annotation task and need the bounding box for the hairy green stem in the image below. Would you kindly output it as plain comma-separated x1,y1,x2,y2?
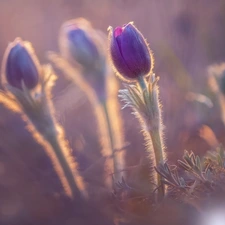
45,129,81,198
138,75,165,197
27,109,82,200
101,100,118,180
149,129,165,196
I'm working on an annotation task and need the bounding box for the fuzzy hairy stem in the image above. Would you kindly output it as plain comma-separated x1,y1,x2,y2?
102,102,114,152
149,129,165,196
137,75,165,197
101,100,118,180
5,67,87,200
107,75,125,181
28,111,83,199
48,53,120,188
149,130,164,168
93,100,114,188
0,89,86,199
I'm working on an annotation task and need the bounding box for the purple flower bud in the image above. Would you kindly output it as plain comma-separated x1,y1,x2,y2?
59,18,108,102
109,22,153,81
68,28,100,66
3,38,39,90
60,19,103,70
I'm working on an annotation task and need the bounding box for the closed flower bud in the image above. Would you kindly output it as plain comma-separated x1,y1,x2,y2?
2,38,40,90
60,18,105,72
108,22,153,81
59,18,108,102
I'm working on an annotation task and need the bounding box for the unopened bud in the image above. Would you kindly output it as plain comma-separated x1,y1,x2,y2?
60,18,104,72
108,22,153,81
3,38,40,90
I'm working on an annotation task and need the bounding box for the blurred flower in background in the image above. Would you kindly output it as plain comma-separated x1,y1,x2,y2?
2,38,40,90
59,18,108,103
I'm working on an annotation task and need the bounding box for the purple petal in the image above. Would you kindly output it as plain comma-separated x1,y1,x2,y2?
119,24,151,77
114,27,123,37
110,29,132,77
6,43,39,89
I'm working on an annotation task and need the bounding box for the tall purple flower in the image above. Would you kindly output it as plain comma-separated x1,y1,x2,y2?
3,38,39,90
109,22,153,81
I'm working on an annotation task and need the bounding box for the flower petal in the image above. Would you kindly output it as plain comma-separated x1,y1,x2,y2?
120,24,151,77
109,28,132,77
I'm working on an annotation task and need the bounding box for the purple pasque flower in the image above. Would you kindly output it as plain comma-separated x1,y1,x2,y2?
60,19,102,70
60,18,108,102
68,27,100,67
3,38,39,90
109,22,152,81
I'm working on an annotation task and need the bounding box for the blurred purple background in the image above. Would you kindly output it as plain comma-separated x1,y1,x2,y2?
0,0,225,224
